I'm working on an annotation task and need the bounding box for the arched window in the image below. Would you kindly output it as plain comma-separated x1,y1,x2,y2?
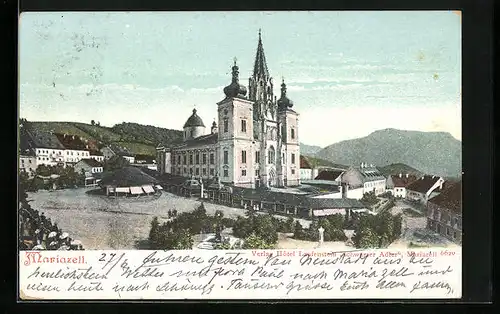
268,146,275,164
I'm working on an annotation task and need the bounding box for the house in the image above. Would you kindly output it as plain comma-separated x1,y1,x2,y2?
315,169,344,182
406,175,445,205
54,133,91,166
134,154,155,164
19,155,37,176
74,159,104,187
386,173,418,198
340,163,386,199
426,181,462,245
89,150,105,163
20,129,66,168
299,155,319,180
100,145,135,163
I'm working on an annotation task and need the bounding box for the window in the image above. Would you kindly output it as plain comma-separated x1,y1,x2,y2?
223,119,228,133
195,153,200,164
242,169,247,176
202,168,207,175
241,151,247,164
241,120,247,132
210,153,215,165
21,159,24,163
210,169,214,176
291,153,295,164
184,168,187,173
190,168,193,175
223,151,228,164
281,126,286,141
291,169,295,175
189,154,193,164
223,169,229,177
190,130,194,138
255,151,260,163
291,128,295,139
255,169,260,176
202,154,207,164
195,168,200,175
178,155,181,164
268,147,275,164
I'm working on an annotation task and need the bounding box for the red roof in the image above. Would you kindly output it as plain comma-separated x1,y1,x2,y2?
428,181,462,214
390,174,418,187
300,155,313,169
406,175,442,193
54,133,87,150
315,170,344,181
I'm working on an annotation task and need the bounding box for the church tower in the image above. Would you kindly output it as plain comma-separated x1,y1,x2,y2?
248,30,278,187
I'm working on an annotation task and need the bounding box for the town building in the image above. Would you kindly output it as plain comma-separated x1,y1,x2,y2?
340,163,386,199
25,130,66,167
100,145,135,163
157,31,300,188
386,173,418,198
426,180,462,245
74,159,104,187
89,150,105,163
54,133,91,166
315,169,344,183
406,175,445,205
19,155,37,175
299,155,319,181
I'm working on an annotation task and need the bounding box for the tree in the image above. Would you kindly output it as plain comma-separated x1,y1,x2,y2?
392,214,403,241
91,120,95,126
104,155,129,172
354,228,379,249
284,216,295,233
293,221,305,240
242,233,274,249
149,217,160,247
361,191,378,207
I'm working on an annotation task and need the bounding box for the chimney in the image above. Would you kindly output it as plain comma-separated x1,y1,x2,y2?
64,134,66,138
370,164,373,167
406,173,409,178
341,182,348,198
399,173,402,178
73,135,75,140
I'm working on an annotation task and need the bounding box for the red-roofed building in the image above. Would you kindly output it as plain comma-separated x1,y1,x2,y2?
54,133,91,166
426,181,462,245
386,173,418,198
299,155,319,180
406,175,445,205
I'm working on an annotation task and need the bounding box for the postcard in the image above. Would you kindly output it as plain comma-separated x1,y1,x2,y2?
18,11,462,300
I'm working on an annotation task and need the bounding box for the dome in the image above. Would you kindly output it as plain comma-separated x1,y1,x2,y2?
277,80,294,110
223,59,247,99
183,109,205,128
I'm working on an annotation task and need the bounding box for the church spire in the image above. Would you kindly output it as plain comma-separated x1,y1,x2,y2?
253,29,269,79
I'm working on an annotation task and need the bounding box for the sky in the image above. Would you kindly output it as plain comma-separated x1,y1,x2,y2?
19,11,461,147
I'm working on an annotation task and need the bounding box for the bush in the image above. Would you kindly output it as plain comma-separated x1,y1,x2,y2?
352,211,403,249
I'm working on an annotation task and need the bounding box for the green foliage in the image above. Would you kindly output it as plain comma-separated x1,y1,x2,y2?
352,212,403,249
242,233,275,249
293,221,305,239
103,155,129,172
360,191,379,207
232,214,279,247
293,215,348,242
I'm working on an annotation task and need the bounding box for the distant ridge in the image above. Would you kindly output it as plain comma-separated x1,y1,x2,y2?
316,128,461,177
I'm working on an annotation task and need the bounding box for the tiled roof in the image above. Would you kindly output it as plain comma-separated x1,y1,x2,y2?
175,133,218,149
315,170,344,181
26,130,65,149
54,133,87,150
300,155,313,169
428,181,462,214
306,197,365,209
134,154,155,162
80,158,103,168
390,174,418,187
89,149,104,156
357,166,386,182
406,175,442,193
99,167,159,187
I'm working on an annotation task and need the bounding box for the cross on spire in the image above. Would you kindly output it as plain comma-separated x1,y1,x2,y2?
233,57,237,66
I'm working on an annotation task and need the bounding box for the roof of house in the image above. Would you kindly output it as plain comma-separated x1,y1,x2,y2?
390,174,418,187
406,175,442,193
356,166,386,182
300,155,313,169
428,181,462,214
306,197,365,209
78,158,103,168
106,144,133,156
26,130,66,149
99,167,159,187
134,154,155,162
89,150,104,156
175,133,218,149
315,170,344,181
54,133,88,150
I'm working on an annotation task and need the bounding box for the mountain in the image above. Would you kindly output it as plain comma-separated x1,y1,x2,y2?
377,163,424,177
316,128,462,177
300,143,322,156
301,155,349,170
25,120,183,156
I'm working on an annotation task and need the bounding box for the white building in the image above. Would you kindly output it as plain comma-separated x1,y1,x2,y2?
339,163,386,200
406,175,445,205
299,155,319,181
100,145,135,163
386,173,418,198
89,150,105,163
157,31,300,188
54,133,91,166
74,159,104,187
19,155,37,175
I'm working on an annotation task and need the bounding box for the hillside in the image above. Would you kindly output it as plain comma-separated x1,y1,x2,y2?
28,121,183,156
302,155,349,170
300,143,322,156
315,128,462,177
377,163,424,177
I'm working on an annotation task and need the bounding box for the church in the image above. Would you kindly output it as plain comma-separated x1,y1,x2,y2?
157,31,300,188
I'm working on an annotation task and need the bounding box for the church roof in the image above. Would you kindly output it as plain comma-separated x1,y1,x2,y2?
223,59,247,100
253,30,269,79
183,109,205,128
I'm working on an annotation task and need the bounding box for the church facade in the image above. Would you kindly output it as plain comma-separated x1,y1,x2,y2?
157,31,300,188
